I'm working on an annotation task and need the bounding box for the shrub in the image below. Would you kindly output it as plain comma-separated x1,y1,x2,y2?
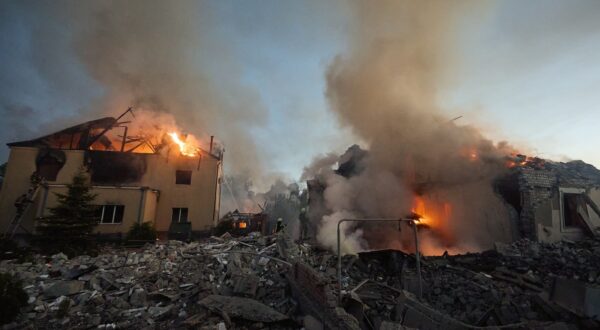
0,273,28,325
0,237,32,263
213,219,233,237
126,222,157,241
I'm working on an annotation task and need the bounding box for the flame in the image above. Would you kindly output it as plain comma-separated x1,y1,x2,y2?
411,196,452,230
505,153,543,169
409,195,457,252
238,222,247,229
168,132,198,157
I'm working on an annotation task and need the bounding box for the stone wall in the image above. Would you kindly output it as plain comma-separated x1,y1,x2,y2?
518,168,558,240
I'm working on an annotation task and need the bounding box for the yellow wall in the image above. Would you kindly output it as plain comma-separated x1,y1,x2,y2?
0,147,221,236
0,147,47,232
143,190,159,223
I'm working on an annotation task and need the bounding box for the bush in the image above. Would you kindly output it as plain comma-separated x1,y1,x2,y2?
213,219,233,237
0,273,28,325
126,222,157,241
0,237,32,262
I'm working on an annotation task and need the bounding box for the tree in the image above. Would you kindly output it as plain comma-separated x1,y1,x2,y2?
36,167,98,255
0,273,28,325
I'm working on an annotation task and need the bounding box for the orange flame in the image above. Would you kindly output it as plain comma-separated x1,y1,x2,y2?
411,196,452,229
168,132,198,157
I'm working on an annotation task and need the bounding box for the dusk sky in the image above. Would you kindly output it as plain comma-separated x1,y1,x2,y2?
1,0,599,184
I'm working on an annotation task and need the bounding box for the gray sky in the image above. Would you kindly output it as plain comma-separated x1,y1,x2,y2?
1,0,599,183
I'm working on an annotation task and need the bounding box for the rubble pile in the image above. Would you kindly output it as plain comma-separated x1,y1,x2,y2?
1,234,599,329
491,238,600,286
0,235,299,329
335,239,600,327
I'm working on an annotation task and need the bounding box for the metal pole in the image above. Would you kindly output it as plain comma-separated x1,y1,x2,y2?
412,221,423,300
336,218,423,305
337,219,344,304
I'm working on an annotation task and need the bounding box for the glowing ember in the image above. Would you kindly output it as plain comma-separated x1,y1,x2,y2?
505,153,544,169
469,151,478,161
168,132,199,157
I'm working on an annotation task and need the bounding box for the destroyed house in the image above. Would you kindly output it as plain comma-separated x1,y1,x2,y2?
307,146,600,249
0,114,223,239
498,158,600,243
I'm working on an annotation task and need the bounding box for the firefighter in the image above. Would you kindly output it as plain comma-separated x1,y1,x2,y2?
299,208,308,241
14,193,29,216
275,217,284,233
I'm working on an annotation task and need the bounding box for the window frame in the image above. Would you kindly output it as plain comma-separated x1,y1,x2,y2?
172,207,189,223
559,188,586,232
97,204,125,224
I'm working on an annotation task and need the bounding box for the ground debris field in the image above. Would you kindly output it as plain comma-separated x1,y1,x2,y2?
1,233,600,329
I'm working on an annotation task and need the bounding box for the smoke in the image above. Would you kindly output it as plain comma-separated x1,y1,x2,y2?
0,0,266,180
309,0,516,254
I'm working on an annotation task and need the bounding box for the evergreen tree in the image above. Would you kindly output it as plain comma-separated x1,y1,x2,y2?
36,167,98,254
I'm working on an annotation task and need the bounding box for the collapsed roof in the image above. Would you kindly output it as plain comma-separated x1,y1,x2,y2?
8,117,119,151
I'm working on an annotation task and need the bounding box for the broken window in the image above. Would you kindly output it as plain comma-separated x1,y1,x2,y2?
175,170,192,185
36,150,66,181
563,193,587,228
172,208,189,223
96,205,125,224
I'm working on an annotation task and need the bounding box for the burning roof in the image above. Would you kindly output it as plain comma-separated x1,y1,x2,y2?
8,117,118,151
7,109,222,160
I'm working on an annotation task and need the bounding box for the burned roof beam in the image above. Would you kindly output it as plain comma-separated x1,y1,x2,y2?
84,107,133,149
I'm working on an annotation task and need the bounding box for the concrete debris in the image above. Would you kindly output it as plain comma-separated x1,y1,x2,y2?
333,238,600,328
1,235,297,329
43,280,85,298
1,233,599,329
199,295,288,322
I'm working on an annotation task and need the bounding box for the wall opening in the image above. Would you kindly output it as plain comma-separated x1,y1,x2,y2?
563,193,586,228
36,150,66,181
175,170,192,185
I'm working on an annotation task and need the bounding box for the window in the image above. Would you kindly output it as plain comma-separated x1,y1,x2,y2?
176,170,192,185
96,205,125,224
172,208,189,223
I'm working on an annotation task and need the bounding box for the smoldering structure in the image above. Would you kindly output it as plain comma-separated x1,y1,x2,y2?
305,145,600,255
299,1,599,255
0,109,224,240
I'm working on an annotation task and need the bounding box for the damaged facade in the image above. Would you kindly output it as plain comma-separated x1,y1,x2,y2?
498,158,600,243
0,113,223,238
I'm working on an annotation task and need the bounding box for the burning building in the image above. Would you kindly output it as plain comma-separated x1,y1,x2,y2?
306,146,600,255
0,109,223,239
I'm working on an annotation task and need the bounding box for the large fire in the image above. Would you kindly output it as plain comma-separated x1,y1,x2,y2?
168,132,200,157
408,195,458,253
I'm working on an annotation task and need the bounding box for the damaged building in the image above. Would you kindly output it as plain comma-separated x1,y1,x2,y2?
307,146,600,251
498,157,600,243
0,111,223,239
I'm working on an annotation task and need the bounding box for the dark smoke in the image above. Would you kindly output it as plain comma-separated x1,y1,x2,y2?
0,0,267,181
308,0,517,254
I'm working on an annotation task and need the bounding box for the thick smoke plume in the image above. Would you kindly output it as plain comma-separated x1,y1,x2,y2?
0,0,266,180
308,0,517,255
